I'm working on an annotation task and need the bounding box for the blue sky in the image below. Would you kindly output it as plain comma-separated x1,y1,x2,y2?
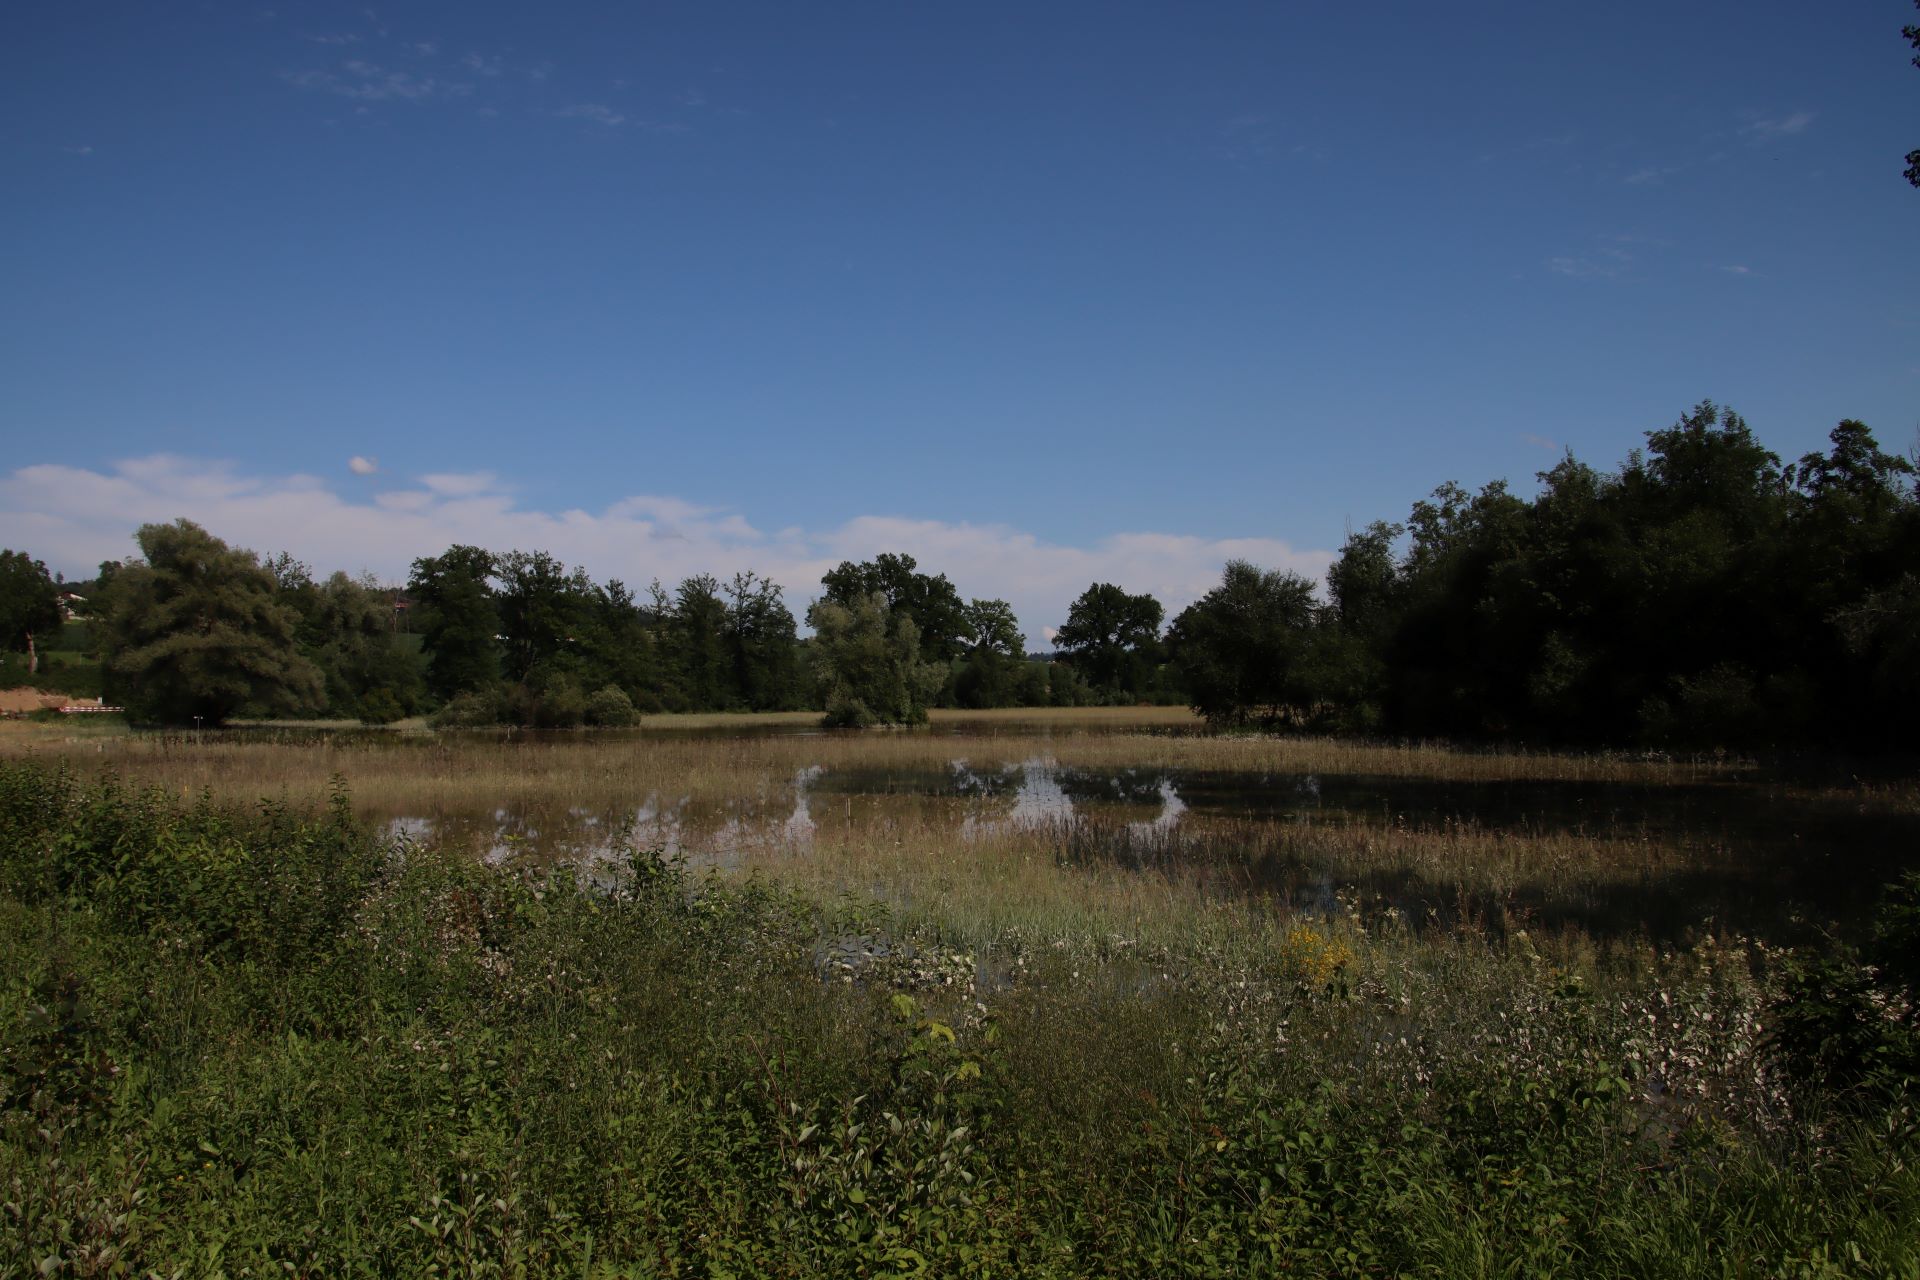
4,1,1916,637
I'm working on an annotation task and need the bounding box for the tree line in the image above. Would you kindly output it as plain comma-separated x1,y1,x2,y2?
1173,404,1918,748
3,402,1914,746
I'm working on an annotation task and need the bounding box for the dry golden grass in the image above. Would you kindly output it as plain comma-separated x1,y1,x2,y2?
0,712,1743,812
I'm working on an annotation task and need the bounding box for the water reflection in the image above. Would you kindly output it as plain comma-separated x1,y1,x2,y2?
784,765,824,843
1128,778,1188,838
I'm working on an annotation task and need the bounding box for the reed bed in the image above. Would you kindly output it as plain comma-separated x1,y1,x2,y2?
2,711,1900,958
0,712,1746,803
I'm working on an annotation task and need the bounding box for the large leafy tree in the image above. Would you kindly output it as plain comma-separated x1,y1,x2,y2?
408,545,500,701
1053,583,1163,696
663,574,733,710
309,571,425,718
0,549,62,676
953,597,1025,709
96,520,323,724
724,571,800,711
820,553,969,665
495,550,595,683
1168,561,1325,728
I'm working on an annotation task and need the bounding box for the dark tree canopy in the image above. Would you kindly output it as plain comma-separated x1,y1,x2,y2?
273,559,423,719
725,571,801,712
408,545,501,701
1053,583,1163,697
1168,561,1324,728
96,520,323,724
0,549,62,676
953,597,1026,709
495,550,594,683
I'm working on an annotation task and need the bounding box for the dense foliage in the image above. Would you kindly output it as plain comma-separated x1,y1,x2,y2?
0,551,61,677
94,521,324,724
807,592,946,727
24,402,1919,741
2,760,1915,1275
1164,406,1920,745
1052,583,1167,702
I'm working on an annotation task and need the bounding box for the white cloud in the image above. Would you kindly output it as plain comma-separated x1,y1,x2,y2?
0,456,1333,639
348,455,378,475
1719,264,1754,277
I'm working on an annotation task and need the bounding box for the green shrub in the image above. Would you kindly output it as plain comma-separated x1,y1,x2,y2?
429,688,501,728
358,687,406,725
584,683,639,727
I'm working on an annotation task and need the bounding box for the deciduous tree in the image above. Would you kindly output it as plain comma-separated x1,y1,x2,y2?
1168,561,1325,728
1053,583,1163,696
408,546,500,701
807,592,944,726
0,550,62,676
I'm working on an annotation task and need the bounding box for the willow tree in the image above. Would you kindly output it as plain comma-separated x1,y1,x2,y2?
806,592,944,727
98,520,323,724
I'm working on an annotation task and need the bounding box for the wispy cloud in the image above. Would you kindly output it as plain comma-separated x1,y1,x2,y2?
1622,164,1683,186
1719,264,1755,277
65,145,93,156
1743,110,1815,141
1546,235,1641,280
1216,113,1323,167
0,457,1334,638
556,103,625,127
348,456,378,476
284,60,470,103
1547,255,1623,279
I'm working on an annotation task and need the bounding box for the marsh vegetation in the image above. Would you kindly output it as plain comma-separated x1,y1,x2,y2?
3,711,1917,1274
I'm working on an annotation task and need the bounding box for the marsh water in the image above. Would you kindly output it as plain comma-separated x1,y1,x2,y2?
317,721,1920,947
